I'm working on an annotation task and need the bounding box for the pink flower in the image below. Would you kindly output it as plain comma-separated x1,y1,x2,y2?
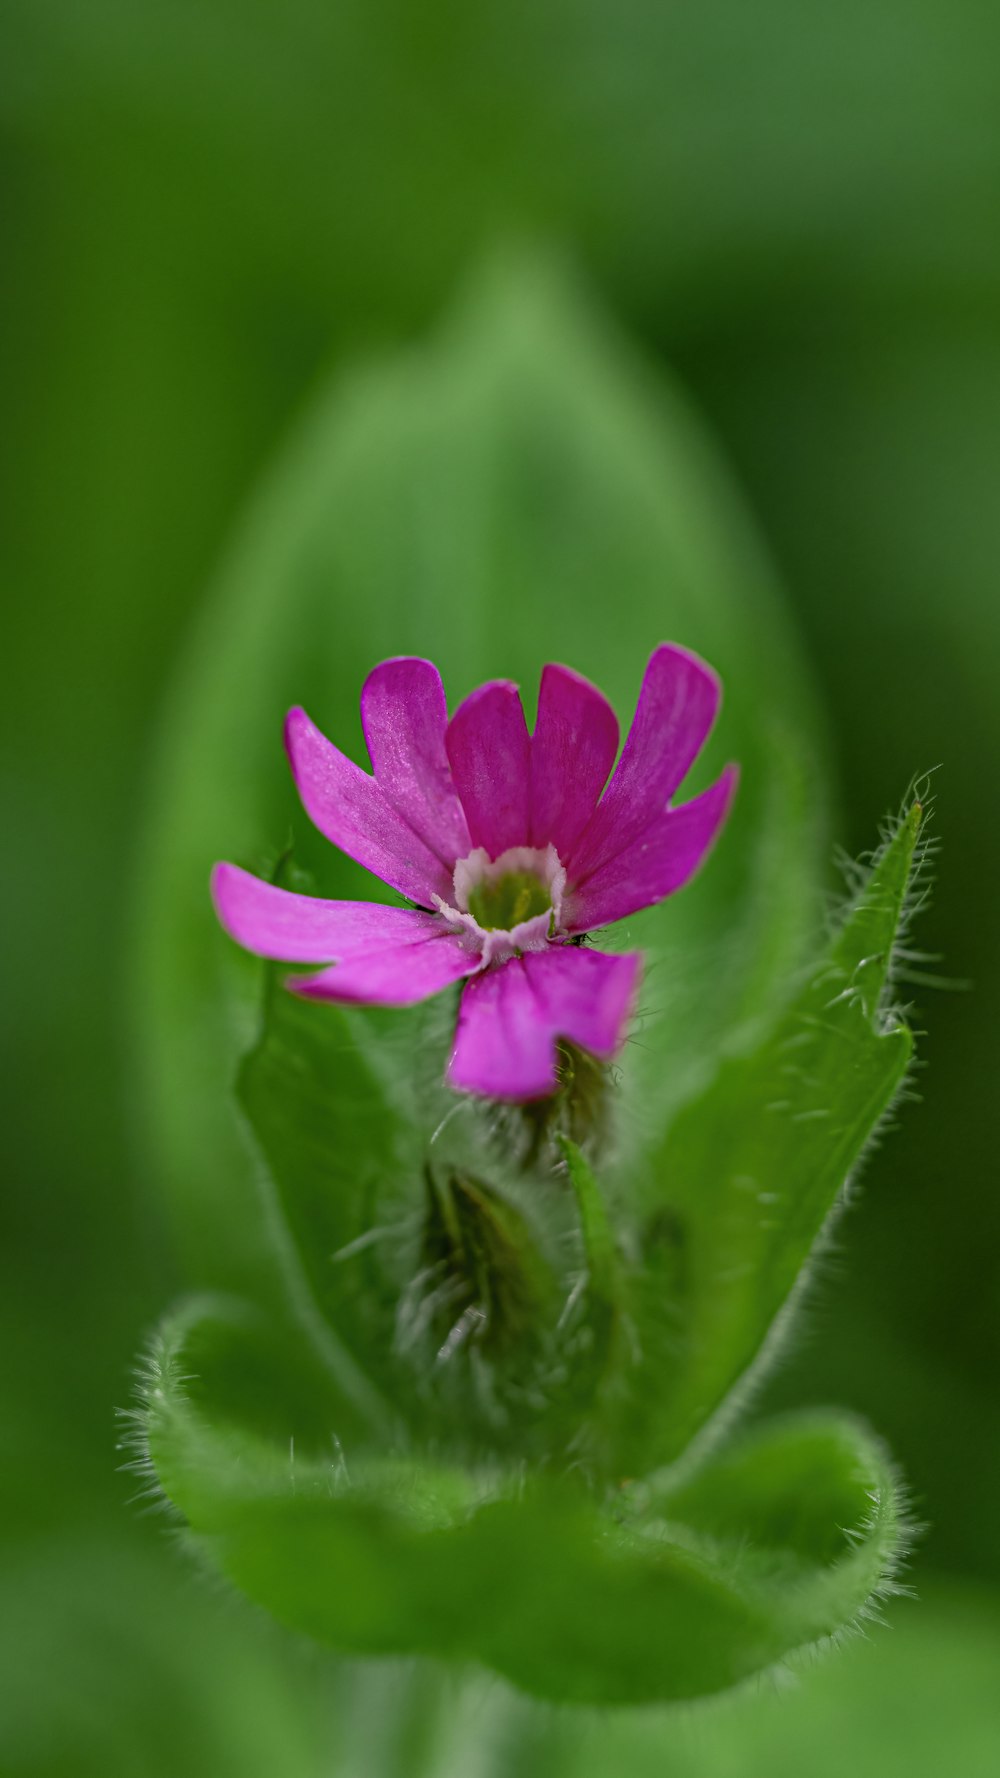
212,648,737,1102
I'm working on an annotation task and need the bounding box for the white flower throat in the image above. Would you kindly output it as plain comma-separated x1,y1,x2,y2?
434,844,567,966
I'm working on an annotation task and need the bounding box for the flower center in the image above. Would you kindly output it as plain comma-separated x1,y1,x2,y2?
442,843,567,958
466,869,553,931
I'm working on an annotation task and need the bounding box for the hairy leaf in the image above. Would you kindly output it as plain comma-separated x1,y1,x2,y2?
141,1300,910,1707
618,805,924,1471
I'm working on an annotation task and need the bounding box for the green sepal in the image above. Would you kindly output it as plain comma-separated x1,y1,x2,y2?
556,1134,627,1417
418,1166,559,1360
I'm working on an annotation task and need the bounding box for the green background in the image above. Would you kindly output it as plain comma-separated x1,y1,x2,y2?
2,2,998,1770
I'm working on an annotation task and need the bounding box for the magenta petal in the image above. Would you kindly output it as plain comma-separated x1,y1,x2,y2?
285,706,453,905
445,680,531,857
290,933,479,1007
568,644,722,882
447,960,551,1099
211,862,445,961
447,946,642,1101
213,857,478,1004
524,945,642,1063
564,766,738,932
360,657,471,866
529,663,619,857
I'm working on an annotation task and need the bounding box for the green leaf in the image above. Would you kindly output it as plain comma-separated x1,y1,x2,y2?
132,256,827,1295
235,974,421,1438
618,804,924,1471
238,966,581,1452
141,1300,910,1707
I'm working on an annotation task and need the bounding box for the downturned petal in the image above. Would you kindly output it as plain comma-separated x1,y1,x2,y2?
447,960,551,1099
529,663,619,857
564,766,738,933
445,680,531,858
447,946,642,1101
569,644,722,881
285,706,452,905
290,933,479,1007
211,863,443,961
524,945,643,1063
360,657,470,866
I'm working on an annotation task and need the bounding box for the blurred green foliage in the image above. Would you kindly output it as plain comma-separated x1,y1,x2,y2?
2,0,999,1770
